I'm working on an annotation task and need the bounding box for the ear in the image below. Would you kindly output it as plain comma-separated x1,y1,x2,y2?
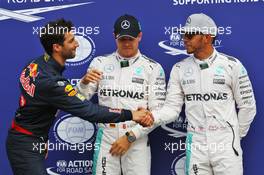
137,32,143,42
204,35,213,44
52,43,62,53
113,33,117,39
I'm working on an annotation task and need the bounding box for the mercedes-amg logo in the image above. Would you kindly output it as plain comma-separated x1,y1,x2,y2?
184,67,193,77
121,20,130,29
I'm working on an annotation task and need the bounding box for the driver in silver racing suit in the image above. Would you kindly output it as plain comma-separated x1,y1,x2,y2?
152,13,256,175
77,51,166,175
77,14,166,175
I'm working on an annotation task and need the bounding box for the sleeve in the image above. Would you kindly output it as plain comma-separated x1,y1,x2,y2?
42,78,132,123
231,60,256,138
76,57,101,100
131,63,166,139
152,64,185,126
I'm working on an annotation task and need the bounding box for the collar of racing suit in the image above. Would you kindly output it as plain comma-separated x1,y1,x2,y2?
192,48,218,68
44,55,65,74
115,50,141,66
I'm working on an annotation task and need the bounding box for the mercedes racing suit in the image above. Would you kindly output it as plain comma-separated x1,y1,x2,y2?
77,51,166,175
6,54,132,175
152,49,256,175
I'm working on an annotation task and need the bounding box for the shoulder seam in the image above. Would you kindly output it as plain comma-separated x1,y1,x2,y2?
141,54,158,64
219,53,237,63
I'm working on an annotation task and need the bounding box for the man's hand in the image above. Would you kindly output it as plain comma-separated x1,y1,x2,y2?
140,114,154,127
81,69,102,85
132,108,153,127
109,134,132,156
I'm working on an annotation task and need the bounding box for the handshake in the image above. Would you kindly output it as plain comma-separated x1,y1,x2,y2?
81,70,154,127
132,107,154,127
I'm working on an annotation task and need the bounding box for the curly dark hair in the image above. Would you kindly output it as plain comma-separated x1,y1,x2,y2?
39,18,73,55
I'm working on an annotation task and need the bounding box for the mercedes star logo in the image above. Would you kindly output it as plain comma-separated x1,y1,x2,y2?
184,67,193,77
121,20,130,29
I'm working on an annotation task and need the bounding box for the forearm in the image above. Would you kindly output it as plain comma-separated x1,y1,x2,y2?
131,124,157,139
238,104,256,138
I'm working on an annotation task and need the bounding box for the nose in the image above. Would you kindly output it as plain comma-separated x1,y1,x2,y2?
75,39,79,48
183,36,189,42
183,36,190,46
124,41,130,46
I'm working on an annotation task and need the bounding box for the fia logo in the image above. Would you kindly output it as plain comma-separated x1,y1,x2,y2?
161,115,187,138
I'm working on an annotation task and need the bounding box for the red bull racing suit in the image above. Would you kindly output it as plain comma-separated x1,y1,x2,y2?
6,54,132,175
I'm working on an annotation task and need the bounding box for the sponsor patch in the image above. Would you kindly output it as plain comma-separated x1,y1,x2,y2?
76,93,86,101
19,95,26,107
240,89,252,95
57,81,66,86
239,75,248,79
28,63,39,80
193,164,199,175
185,93,228,101
102,75,114,80
109,108,122,114
20,69,36,97
64,84,78,97
227,56,236,62
199,63,208,70
44,53,50,62
239,79,249,84
104,64,114,73
100,89,144,99
184,67,193,77
155,81,165,85
102,157,107,174
132,77,144,84
155,92,166,96
134,67,143,76
213,79,225,84
215,66,224,75
122,124,127,129
239,84,251,89
242,95,252,100
64,84,74,93
182,79,195,85
68,90,77,96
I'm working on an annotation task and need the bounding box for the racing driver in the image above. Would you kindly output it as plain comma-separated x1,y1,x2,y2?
77,14,166,175
149,13,257,175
